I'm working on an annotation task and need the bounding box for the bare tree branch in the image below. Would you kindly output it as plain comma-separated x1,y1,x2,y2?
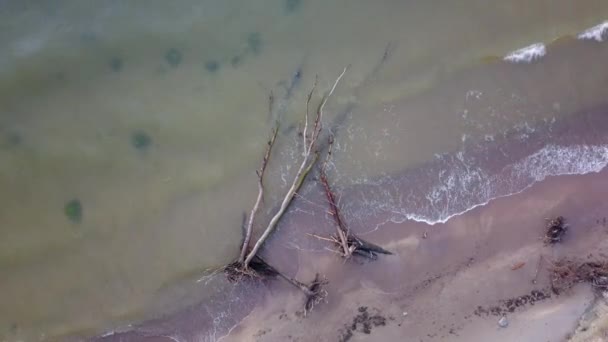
243,67,348,268
238,107,279,263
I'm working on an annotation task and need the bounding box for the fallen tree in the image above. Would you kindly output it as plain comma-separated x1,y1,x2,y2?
313,136,392,260
224,67,347,309
223,66,390,313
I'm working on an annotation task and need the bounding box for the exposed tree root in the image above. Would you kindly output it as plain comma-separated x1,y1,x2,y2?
224,256,279,283
545,216,568,244
225,256,327,315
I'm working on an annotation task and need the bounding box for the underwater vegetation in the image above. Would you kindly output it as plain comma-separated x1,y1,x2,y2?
247,32,262,55
165,48,183,67
109,57,123,72
64,199,83,223
205,60,220,73
131,130,152,151
285,0,302,13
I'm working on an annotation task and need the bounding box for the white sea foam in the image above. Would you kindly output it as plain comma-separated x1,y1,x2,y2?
389,144,608,226
512,144,608,182
503,43,546,63
578,21,608,42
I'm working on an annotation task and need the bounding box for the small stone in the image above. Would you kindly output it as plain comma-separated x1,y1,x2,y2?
402,312,408,317
64,199,83,223
165,48,183,67
498,316,508,328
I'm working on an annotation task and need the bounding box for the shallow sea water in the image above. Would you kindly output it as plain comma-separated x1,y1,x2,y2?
0,1,607,340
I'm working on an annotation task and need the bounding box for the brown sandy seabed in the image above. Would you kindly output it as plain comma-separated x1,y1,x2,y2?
89,97,608,341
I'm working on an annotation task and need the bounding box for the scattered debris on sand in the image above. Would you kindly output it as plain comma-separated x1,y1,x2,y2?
338,307,387,342
545,216,568,244
551,259,608,295
474,290,552,316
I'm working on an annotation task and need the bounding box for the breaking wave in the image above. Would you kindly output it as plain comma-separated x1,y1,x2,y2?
503,43,546,63
578,20,608,42
344,107,608,226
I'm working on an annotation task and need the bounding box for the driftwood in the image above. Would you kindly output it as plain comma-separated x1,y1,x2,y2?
242,67,348,268
314,136,392,260
550,258,608,294
223,68,348,312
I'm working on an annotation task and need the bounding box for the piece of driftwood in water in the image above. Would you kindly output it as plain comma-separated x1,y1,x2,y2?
238,98,279,264
241,67,348,269
544,216,567,244
315,136,391,260
223,68,346,316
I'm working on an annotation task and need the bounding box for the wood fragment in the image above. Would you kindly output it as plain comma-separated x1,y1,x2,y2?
316,136,392,260
511,262,526,271
238,115,279,263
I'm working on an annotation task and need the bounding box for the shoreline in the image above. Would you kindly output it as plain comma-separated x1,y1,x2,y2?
95,162,608,342
92,104,608,341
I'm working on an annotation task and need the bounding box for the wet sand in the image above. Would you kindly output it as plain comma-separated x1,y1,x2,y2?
221,169,608,342
91,102,608,341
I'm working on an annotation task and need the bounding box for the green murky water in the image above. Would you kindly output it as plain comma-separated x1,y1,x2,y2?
1,0,607,340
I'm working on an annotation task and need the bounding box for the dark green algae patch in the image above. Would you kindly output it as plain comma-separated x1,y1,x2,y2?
165,48,183,67
64,199,83,223
131,130,152,151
